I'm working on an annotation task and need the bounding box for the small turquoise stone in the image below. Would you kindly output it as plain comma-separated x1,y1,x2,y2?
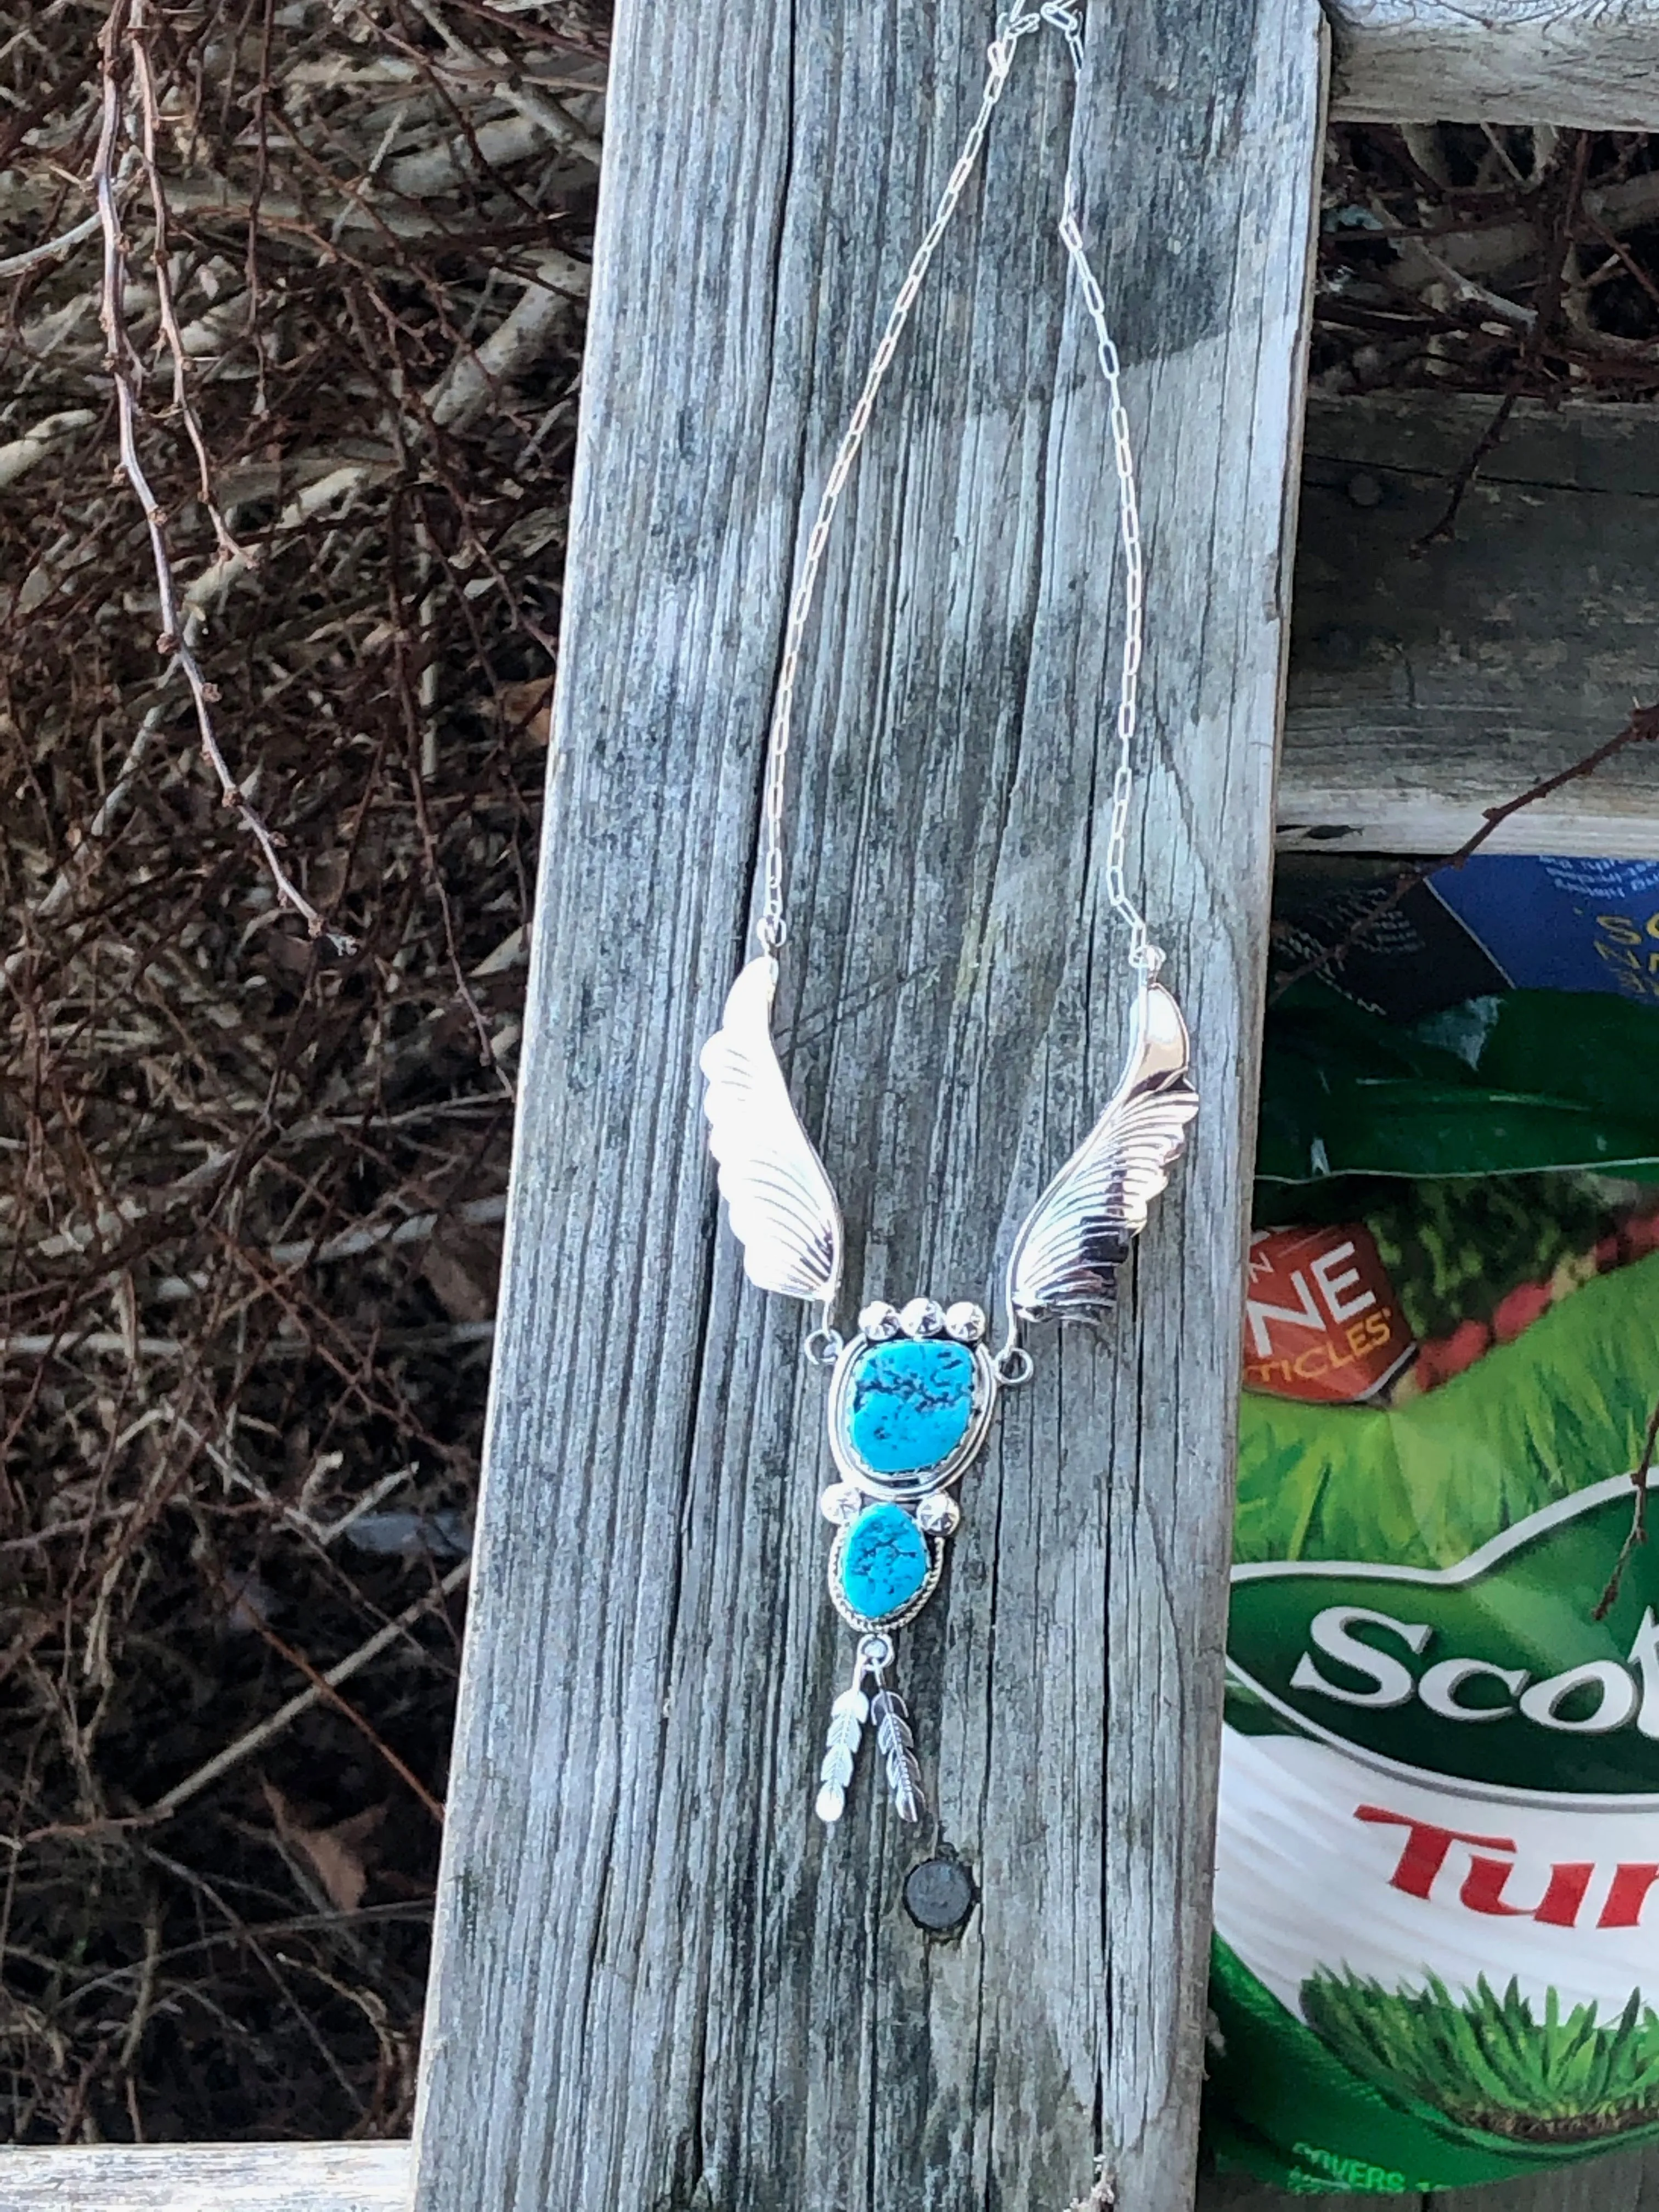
839,1503,930,1621
845,1339,975,1475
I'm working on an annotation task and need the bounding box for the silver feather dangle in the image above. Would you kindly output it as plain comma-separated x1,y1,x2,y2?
814,1634,927,1827
870,1685,926,1825
814,1658,870,1827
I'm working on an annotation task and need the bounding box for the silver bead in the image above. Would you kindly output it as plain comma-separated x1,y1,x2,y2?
819,1483,863,1525
859,1301,900,1340
899,1296,945,1338
943,1300,987,1344
916,1492,961,1536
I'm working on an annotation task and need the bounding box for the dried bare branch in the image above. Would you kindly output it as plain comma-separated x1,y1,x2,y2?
0,208,104,283
92,0,343,943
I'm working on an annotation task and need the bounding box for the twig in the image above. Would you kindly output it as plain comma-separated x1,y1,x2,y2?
1407,390,1516,554
92,0,352,948
126,0,244,566
390,539,510,1082
0,408,97,492
0,207,104,281
0,1322,497,1362
401,0,603,165
2,681,174,992
238,1607,448,1823
1409,134,1593,552
144,1560,469,1821
266,1192,505,1268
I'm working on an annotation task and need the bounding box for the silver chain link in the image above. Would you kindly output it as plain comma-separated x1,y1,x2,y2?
757,1,1158,975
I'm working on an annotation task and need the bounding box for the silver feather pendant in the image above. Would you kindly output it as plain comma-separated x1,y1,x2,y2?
701,958,1195,1833
814,1662,870,1827
814,1635,926,1827
870,1685,926,1825
698,957,842,1313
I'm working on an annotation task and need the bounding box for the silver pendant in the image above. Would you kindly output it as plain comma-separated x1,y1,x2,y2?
700,957,1197,1829
811,1299,989,1824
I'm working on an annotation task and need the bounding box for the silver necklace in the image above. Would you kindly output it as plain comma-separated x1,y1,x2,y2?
700,2,1197,1833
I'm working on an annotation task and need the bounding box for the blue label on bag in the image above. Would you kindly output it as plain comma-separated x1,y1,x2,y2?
1429,857,1659,1003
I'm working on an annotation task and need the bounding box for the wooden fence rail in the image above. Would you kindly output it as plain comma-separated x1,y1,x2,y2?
1329,0,1659,130
1283,396,1659,857
0,2145,407,2211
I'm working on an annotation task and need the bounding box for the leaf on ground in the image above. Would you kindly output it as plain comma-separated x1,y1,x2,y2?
261,1780,386,1914
497,675,554,744
420,1217,501,1323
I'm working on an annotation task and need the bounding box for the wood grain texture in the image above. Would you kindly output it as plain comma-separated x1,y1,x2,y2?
1282,393,1659,856
0,2144,408,2210
408,4,1325,2210
1195,2141,1659,2208
1328,1,1659,127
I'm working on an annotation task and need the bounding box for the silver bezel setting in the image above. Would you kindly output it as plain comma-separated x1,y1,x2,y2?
826,1305,998,1502
826,1514,946,1634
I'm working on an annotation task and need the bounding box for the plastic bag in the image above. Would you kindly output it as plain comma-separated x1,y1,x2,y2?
1205,984,1659,2192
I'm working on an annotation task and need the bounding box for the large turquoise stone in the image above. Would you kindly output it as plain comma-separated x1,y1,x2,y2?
839,1503,930,1622
845,1339,975,1475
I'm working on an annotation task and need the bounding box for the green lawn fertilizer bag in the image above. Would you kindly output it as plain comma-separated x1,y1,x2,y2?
1204,987,1659,2194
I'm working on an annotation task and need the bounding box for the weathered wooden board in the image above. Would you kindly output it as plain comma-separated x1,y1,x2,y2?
1196,2140,1659,2209
1282,394,1659,856
0,2144,408,2210
407,1,1325,2209
1328,1,1659,128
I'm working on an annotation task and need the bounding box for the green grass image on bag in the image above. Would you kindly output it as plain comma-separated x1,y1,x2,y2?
1301,1971,1659,2144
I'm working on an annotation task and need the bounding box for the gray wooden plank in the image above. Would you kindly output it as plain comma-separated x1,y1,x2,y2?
1328,1,1659,128
407,3,1326,2209
0,2145,407,2211
1282,394,1659,857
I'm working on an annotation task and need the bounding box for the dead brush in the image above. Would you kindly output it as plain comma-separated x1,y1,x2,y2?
0,0,602,2142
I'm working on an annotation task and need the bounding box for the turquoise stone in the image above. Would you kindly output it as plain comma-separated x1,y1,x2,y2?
839,1503,930,1621
845,1339,975,1475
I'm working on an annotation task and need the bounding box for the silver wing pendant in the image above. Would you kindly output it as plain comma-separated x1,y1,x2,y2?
699,956,844,1311
1003,977,1197,1334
